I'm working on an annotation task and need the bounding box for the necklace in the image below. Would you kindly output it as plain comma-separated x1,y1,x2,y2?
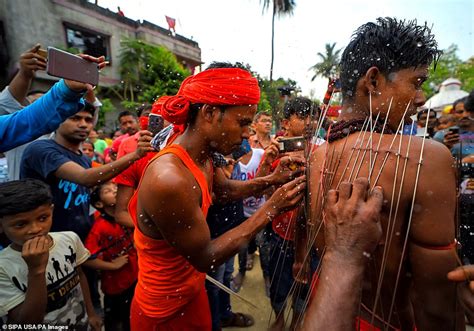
327,118,394,143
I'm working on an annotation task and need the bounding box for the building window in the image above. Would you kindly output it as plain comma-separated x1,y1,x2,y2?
64,24,110,61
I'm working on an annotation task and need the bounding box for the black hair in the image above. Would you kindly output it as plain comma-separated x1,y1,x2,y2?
118,110,137,122
254,112,271,122
206,61,250,71
416,108,436,121
81,102,96,117
283,97,315,120
82,139,95,149
340,17,441,100
464,90,474,113
453,96,467,111
90,185,103,208
136,103,152,117
0,179,52,217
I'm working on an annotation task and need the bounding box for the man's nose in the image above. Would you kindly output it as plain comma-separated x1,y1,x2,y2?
414,91,426,107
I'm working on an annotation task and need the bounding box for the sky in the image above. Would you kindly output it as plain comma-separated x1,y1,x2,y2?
97,0,473,98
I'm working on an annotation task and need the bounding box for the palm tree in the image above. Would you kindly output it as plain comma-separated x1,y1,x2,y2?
309,42,342,82
262,0,296,83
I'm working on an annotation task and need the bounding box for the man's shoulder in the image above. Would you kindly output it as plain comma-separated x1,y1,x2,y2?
143,154,193,189
24,138,56,151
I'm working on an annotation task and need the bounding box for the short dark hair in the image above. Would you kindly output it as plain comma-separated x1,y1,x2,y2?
340,17,441,100
90,185,103,208
464,90,474,113
283,97,315,120
118,110,137,122
82,139,94,150
82,102,96,117
254,112,271,123
136,103,152,117
453,96,467,111
0,179,52,218
416,108,436,121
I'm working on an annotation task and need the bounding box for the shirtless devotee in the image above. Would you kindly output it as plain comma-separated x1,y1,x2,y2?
128,63,308,330
307,18,465,330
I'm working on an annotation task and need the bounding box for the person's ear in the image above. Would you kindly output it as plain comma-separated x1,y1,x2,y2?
94,201,104,209
362,67,384,95
281,119,290,128
201,104,219,123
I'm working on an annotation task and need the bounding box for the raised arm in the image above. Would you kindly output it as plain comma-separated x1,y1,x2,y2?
409,142,465,330
139,160,306,272
8,45,46,106
213,154,304,203
54,141,153,188
0,55,106,153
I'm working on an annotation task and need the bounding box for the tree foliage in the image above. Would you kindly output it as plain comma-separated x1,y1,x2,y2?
261,0,296,82
117,38,190,106
309,42,342,82
423,44,474,97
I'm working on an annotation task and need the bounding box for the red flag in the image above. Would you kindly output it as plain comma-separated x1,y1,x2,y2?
165,15,176,32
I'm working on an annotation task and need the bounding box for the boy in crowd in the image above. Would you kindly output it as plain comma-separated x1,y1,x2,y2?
0,179,102,330
84,181,138,331
258,97,319,331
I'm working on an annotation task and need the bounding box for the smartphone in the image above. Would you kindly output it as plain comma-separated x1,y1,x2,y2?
148,113,164,136
47,47,99,85
278,136,306,153
448,127,459,135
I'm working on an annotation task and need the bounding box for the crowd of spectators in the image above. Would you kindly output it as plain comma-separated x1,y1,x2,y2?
0,31,473,331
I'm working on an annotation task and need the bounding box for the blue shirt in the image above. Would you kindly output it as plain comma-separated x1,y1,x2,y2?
20,139,93,241
0,80,84,153
433,128,474,159
206,164,245,239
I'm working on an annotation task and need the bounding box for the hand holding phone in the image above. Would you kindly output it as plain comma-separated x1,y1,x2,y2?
148,113,164,136
19,44,47,77
278,136,306,153
47,47,106,91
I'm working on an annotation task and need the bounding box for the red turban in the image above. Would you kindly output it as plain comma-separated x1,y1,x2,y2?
161,68,260,125
151,96,171,115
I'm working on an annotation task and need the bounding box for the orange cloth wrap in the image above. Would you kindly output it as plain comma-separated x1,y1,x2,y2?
160,68,261,125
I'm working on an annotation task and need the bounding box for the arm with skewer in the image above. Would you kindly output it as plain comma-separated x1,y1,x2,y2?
407,141,465,330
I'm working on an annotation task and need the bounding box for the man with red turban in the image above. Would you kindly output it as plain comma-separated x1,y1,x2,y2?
128,63,307,330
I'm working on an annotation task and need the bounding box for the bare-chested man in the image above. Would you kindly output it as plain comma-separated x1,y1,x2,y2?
128,63,307,330
308,18,465,330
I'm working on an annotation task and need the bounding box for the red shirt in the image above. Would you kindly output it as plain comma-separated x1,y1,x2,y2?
117,132,139,159
114,152,157,188
84,213,138,295
270,158,297,241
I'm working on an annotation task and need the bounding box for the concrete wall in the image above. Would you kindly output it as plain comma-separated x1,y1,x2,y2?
0,0,201,87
